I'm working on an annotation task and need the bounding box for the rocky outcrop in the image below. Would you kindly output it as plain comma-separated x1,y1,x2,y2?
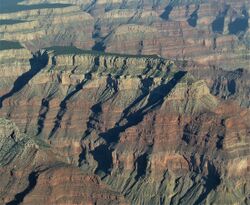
190,67,250,108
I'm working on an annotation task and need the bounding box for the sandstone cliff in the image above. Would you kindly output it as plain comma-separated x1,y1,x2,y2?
0,0,249,204
0,0,249,70
0,46,249,204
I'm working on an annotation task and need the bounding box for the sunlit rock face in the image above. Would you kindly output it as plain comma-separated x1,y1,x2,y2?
0,45,249,205
0,0,249,70
0,0,249,204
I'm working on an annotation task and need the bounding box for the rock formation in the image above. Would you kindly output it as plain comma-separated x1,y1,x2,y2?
0,117,126,205
0,44,249,204
0,0,249,204
0,0,249,70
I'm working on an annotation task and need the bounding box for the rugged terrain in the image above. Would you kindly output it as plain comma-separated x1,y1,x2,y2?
0,0,249,69
0,45,249,204
0,0,249,205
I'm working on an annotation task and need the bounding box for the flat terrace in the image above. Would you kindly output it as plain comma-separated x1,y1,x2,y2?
0,40,23,50
0,0,72,13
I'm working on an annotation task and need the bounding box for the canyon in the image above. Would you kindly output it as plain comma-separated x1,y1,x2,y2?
0,0,249,205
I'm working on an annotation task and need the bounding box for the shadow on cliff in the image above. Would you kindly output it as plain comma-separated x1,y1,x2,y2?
160,1,174,20
48,57,100,139
187,5,199,27
6,171,39,205
228,8,249,36
0,51,48,109
48,76,89,139
91,71,187,175
193,163,220,205
101,71,186,144
118,77,154,123
78,74,119,167
212,5,229,34
36,89,58,136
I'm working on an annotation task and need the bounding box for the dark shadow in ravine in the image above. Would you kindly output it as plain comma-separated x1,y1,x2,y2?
135,151,150,180
48,77,89,139
160,1,174,21
37,98,50,135
0,51,48,109
6,171,39,205
212,5,229,34
193,163,221,205
36,89,58,136
187,5,199,27
118,77,154,124
228,8,248,35
91,144,113,174
78,75,119,167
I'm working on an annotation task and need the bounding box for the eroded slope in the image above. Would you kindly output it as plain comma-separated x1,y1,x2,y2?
0,46,249,204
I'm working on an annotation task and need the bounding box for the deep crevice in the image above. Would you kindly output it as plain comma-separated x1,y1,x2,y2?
228,16,248,35
118,77,154,123
0,51,49,109
48,76,90,139
78,75,119,166
193,163,221,205
36,90,58,136
91,144,113,174
216,135,224,149
212,5,229,34
187,5,199,27
6,171,39,205
48,57,100,139
36,98,49,135
182,124,191,144
160,1,174,21
135,152,149,180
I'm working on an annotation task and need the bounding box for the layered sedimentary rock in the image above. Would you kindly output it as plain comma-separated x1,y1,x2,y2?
0,0,249,70
0,46,249,204
0,0,249,204
0,117,126,205
0,0,249,112
0,5,95,49
190,67,250,108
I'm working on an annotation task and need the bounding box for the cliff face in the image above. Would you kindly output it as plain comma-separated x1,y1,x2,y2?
0,0,249,108
0,0,249,204
0,0,249,70
0,46,249,205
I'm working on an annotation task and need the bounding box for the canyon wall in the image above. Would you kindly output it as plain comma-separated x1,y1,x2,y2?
0,47,249,204
0,0,249,204
0,0,249,70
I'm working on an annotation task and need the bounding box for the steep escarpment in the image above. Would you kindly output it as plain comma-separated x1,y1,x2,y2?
0,0,249,204
0,0,249,70
0,46,249,204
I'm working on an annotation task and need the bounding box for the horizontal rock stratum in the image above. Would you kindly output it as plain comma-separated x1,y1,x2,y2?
0,0,249,204
0,0,249,70
0,45,249,205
